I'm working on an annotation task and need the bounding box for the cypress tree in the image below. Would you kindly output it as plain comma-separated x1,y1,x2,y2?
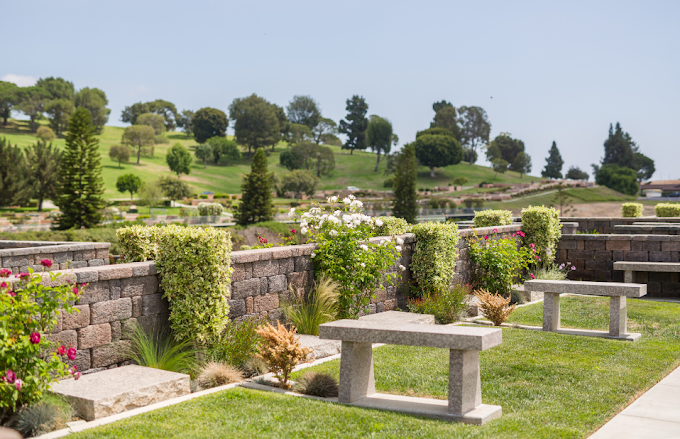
541,141,564,179
392,143,418,223
54,107,105,229
236,147,274,225
602,122,635,169
0,137,29,207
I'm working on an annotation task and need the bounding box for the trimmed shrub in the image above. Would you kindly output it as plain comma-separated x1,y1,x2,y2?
197,202,224,217
473,210,513,228
116,225,160,262
410,222,460,297
621,202,643,218
521,206,561,265
373,216,410,236
655,203,680,217
293,372,339,397
156,225,233,345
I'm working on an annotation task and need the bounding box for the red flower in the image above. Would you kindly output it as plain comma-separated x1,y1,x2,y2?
19,272,30,280
484,236,489,240
67,347,77,360
493,229,498,233
530,273,536,279
290,229,296,234
58,345,66,356
74,371,81,380
0,269,11,278
72,285,79,295
40,259,53,268
5,370,16,383
30,332,41,344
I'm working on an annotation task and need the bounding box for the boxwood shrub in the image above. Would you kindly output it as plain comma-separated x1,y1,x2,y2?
473,210,513,228
621,202,643,218
373,217,410,236
655,203,680,217
116,225,160,262
410,222,459,296
521,206,561,265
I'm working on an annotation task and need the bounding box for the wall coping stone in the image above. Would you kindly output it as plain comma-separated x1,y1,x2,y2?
560,234,680,242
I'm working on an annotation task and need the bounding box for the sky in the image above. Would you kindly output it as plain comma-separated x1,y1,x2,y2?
2,0,679,180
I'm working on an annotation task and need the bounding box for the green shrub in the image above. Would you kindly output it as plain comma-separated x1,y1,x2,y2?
116,225,160,262
373,216,410,236
410,222,459,297
281,275,339,336
206,317,264,368
407,284,470,324
8,396,72,437
655,203,680,217
595,164,639,196
473,209,513,228
156,225,233,345
621,202,643,217
521,206,561,265
198,202,224,217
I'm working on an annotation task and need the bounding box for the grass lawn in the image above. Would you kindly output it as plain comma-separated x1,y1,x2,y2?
68,297,680,438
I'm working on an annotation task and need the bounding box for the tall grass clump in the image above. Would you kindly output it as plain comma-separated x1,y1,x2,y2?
281,275,339,336
125,323,197,376
206,317,264,368
407,284,470,324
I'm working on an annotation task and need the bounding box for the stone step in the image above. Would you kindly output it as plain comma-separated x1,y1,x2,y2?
51,365,190,421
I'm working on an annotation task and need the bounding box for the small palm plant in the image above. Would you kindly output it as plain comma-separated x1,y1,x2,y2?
124,322,197,376
281,275,339,336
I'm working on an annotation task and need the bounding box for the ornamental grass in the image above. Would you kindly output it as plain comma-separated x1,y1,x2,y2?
474,289,516,326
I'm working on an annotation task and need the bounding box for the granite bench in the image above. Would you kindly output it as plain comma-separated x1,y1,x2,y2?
318,320,502,425
613,261,680,283
523,280,647,341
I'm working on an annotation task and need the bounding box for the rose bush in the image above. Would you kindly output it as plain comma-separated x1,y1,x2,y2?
291,195,402,318
0,264,83,423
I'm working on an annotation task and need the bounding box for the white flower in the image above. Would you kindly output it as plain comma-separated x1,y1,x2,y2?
396,245,402,252
360,244,369,251
343,197,351,204
334,210,341,217
360,263,366,268
396,237,404,245
311,252,316,258
330,230,338,236
399,265,406,271
348,194,355,200
330,196,338,202
375,219,384,227
288,207,296,218
342,214,352,223
300,219,308,227
380,240,385,245
301,226,308,234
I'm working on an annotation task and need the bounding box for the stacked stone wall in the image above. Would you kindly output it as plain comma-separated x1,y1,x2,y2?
0,241,110,272
561,217,680,234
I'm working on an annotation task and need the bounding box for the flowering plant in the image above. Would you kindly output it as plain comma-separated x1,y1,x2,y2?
290,195,402,318
0,264,84,422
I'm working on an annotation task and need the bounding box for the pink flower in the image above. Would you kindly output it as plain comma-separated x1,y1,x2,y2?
58,345,66,356
19,272,30,280
40,259,53,268
571,266,576,270
30,332,40,344
5,370,16,384
484,236,489,240
0,269,11,278
530,273,536,279
74,372,81,380
67,347,77,361
493,229,498,233
529,243,535,248
290,229,296,234
72,285,79,295
14,379,22,390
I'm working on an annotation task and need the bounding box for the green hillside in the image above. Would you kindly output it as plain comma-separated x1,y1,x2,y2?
1,119,542,199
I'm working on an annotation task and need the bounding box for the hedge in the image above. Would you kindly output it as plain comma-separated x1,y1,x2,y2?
473,210,513,228
521,206,561,265
198,202,224,217
116,225,160,262
621,202,643,218
656,203,680,217
410,222,459,296
373,217,410,236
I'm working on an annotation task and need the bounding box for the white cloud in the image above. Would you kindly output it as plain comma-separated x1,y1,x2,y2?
1,73,37,87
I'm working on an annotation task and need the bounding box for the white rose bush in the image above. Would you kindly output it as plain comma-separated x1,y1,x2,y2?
290,195,402,318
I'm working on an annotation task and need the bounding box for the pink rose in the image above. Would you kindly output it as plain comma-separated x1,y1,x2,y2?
484,236,489,240
5,370,16,383
40,259,53,268
19,272,30,280
74,372,81,380
58,345,66,356
493,229,498,233
14,379,22,390
72,285,79,295
530,273,536,279
67,347,77,360
30,332,40,344
0,269,11,278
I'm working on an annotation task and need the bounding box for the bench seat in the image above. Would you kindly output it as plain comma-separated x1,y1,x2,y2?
614,261,680,274
523,279,646,297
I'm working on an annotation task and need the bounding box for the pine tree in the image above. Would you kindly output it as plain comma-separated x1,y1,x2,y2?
54,108,105,229
392,143,418,224
602,122,635,169
236,147,274,225
338,95,368,154
541,141,564,179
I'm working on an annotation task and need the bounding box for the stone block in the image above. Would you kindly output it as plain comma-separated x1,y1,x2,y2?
46,330,78,350
252,260,279,278
96,249,109,260
111,321,122,342
63,305,91,330
51,365,190,421
245,296,254,314
98,266,133,281
130,262,157,277
557,239,578,250
271,247,293,259
66,348,91,372
77,281,110,305
568,250,595,260
585,260,606,271
624,251,649,262
642,241,661,252
259,278,268,295
142,293,168,316
136,313,169,333
278,258,294,274
384,299,398,311
231,263,252,282
593,251,613,261
120,318,137,340
91,340,131,368
606,240,631,251
231,278,260,299
131,296,143,317
649,252,672,262
78,324,112,349
254,293,279,312
82,250,96,260
228,299,246,317
90,298,132,324
295,256,312,272
286,271,309,290
268,275,287,293
75,268,100,284
662,241,680,251
54,252,73,263
69,261,88,269
88,259,106,267
585,240,606,251
121,276,158,297
359,310,434,325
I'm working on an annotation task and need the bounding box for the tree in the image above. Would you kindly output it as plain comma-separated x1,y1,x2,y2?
550,182,574,216
22,141,60,211
432,100,453,113
116,173,142,200
311,117,338,144
309,144,335,177
17,86,49,132
207,136,240,164
286,95,321,129
338,95,369,154
44,98,74,137
280,170,319,198
36,77,74,101
492,158,509,179
486,133,525,170
36,126,56,142
273,104,290,142
513,151,532,178
159,176,191,201
602,123,635,169
595,164,639,196
194,143,213,168
137,113,166,135
54,108,105,229
458,106,491,165
109,144,131,168
289,123,313,145
392,143,418,223
192,107,229,144
229,94,280,155
166,143,193,178
139,179,163,207
176,109,194,137
633,152,655,185
452,176,468,186
122,125,156,164
414,130,463,178
236,148,274,225
542,141,564,179
367,115,393,172
0,81,20,126
0,137,29,207
121,100,178,130
279,143,334,177
74,87,110,134
431,106,460,139
565,166,589,180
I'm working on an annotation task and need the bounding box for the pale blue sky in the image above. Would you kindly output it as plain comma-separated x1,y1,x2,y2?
3,0,679,179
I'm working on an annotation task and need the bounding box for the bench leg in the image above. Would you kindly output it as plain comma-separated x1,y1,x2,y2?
338,341,375,403
623,270,633,283
543,293,561,331
448,350,482,415
609,296,627,337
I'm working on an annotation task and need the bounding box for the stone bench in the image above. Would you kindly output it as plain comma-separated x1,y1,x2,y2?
318,320,502,425
613,261,680,283
524,280,647,341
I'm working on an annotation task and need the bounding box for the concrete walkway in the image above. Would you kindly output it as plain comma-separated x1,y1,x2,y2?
589,365,680,438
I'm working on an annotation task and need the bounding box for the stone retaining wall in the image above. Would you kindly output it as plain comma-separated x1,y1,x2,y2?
561,217,680,234
0,241,110,272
